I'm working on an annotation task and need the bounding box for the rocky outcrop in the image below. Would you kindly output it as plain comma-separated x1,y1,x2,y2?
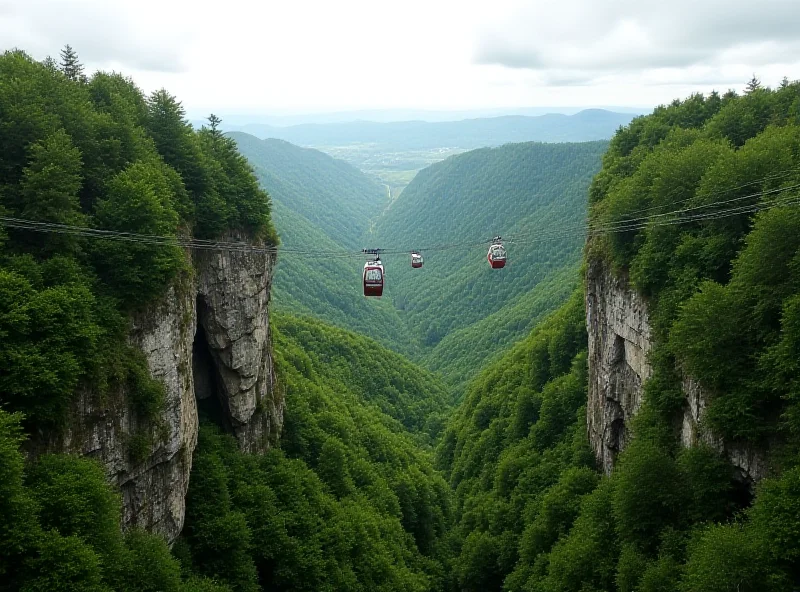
195,238,281,453
586,258,651,474
34,283,198,542
32,238,282,543
586,256,768,482
681,377,768,482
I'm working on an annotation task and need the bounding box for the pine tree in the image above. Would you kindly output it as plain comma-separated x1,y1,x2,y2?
745,74,762,93
207,113,222,134
59,45,85,82
42,55,58,72
206,113,223,147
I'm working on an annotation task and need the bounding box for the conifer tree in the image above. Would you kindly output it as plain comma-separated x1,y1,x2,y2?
59,44,85,82
206,113,223,148
42,55,58,71
207,113,222,135
745,74,762,93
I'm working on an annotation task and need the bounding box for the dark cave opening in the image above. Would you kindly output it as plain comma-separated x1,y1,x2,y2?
192,300,228,430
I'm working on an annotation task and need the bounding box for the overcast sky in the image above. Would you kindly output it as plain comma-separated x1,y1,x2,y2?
2,0,799,118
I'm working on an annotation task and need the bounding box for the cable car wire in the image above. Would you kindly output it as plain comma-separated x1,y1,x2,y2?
2,182,800,259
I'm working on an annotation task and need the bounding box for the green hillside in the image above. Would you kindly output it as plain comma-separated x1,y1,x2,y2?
229,132,387,247
370,141,605,386
230,132,421,355
232,136,605,388
178,314,456,592
268,199,421,357
439,81,800,592
0,48,275,592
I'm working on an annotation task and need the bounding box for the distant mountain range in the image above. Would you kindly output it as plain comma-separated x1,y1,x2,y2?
214,109,636,150
191,106,645,127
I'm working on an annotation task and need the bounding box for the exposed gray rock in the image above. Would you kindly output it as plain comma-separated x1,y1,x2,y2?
681,377,768,482
195,239,282,453
30,236,283,543
586,258,651,474
33,282,198,542
586,256,768,482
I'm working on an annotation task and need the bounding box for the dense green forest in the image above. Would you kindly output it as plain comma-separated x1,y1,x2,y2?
234,136,604,390
233,135,602,383
440,79,800,591
4,44,800,592
0,47,275,591
176,315,455,591
230,133,422,356
229,132,387,248
371,141,605,389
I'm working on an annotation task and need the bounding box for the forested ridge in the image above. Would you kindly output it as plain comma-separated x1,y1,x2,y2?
177,315,456,591
371,141,605,389
0,48,450,592
4,44,800,592
230,133,422,357
0,47,275,590
234,135,605,390
440,78,800,591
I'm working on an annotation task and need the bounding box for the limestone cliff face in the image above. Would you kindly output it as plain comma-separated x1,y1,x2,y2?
36,283,197,542
35,240,282,543
586,258,651,474
586,256,767,482
194,239,281,453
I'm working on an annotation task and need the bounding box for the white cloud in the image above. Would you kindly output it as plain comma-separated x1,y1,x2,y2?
1,0,799,115
474,0,800,85
0,0,192,72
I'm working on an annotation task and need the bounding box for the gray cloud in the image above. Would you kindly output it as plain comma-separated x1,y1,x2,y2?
475,0,800,84
0,0,189,73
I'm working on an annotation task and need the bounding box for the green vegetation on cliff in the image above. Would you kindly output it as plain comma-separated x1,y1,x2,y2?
0,48,273,591
177,315,455,592
0,48,275,431
440,80,800,591
0,409,228,592
593,83,800,447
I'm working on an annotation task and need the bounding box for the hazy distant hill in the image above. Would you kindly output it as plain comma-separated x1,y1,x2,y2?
228,109,635,150
191,106,644,128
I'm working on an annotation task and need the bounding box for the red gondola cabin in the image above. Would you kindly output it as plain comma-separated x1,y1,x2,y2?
487,242,506,269
363,260,384,296
411,252,424,268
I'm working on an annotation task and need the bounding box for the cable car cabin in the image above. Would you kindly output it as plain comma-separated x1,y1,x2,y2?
487,243,507,269
363,261,384,297
411,252,424,268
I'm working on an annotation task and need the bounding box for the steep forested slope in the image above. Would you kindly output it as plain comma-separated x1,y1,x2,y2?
371,141,605,388
229,132,387,247
441,81,800,592
177,314,456,592
233,134,606,386
230,133,422,355
437,292,595,592
0,48,274,591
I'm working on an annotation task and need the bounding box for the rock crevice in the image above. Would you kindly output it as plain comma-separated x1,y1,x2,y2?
34,239,282,543
586,256,766,482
